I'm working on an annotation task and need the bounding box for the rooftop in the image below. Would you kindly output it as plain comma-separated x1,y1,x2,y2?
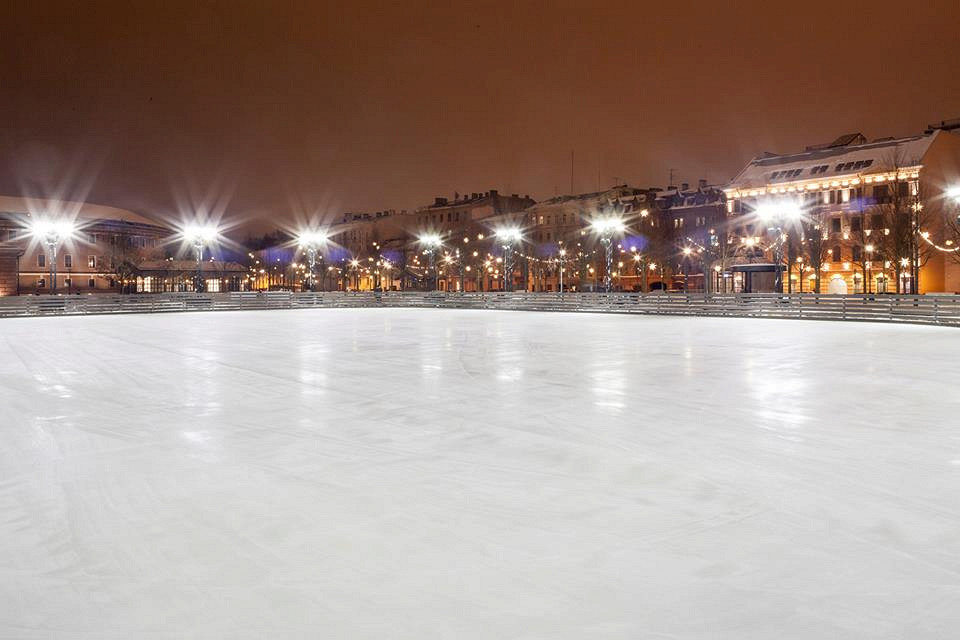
727,130,944,191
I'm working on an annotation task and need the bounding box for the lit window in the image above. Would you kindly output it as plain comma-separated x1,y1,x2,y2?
88,256,96,268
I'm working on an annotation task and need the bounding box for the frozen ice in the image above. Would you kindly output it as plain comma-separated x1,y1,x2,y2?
1,308,959,638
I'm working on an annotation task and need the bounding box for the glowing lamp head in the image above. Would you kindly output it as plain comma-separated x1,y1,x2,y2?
31,219,76,242
298,230,328,246
589,217,626,236
682,247,693,256
756,201,802,222
947,186,960,203
419,233,442,248
184,224,218,243
496,227,522,243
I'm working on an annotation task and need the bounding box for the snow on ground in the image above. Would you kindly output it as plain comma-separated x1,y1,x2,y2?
0,308,958,639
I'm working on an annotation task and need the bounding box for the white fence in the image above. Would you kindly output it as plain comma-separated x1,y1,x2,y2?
0,291,958,327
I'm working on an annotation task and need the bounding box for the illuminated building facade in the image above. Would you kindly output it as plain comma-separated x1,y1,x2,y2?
0,196,169,295
724,124,960,294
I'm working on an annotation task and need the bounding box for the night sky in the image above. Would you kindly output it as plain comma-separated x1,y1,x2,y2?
2,1,959,231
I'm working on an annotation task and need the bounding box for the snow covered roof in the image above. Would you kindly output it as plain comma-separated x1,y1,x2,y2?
727,130,941,191
0,195,166,229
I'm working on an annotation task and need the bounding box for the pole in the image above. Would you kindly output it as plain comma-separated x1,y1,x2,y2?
306,246,317,292
558,254,563,293
49,241,57,294
602,236,613,293
194,240,204,292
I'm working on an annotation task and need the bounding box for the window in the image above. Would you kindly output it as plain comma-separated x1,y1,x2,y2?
37,278,45,288
64,278,72,288
852,246,862,262
873,184,890,203
88,256,96,268
88,278,96,288
871,213,883,229
37,254,45,268
850,217,862,232
64,254,72,268
87,232,97,243
7,229,17,241
831,218,842,234
832,245,842,261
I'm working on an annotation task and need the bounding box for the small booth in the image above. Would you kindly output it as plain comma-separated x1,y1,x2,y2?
730,263,784,293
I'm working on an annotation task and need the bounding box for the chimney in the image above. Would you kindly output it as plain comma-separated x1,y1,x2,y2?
434,197,448,206
698,179,708,190
489,189,498,197
681,182,689,191
511,193,518,198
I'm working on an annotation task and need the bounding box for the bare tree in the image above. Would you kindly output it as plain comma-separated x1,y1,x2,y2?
873,178,915,293
943,197,960,272
802,220,828,293
98,235,148,293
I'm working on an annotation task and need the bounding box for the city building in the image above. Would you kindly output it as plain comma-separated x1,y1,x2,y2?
724,123,960,294
502,185,658,292
0,196,169,295
0,196,248,295
650,181,727,292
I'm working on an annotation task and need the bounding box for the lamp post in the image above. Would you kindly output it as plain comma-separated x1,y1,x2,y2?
558,247,566,293
183,225,218,293
418,233,442,291
30,219,75,294
755,202,802,294
495,228,522,292
298,230,327,292
681,246,693,292
589,217,625,293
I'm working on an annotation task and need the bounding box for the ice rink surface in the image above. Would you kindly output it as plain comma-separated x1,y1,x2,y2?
1,308,959,639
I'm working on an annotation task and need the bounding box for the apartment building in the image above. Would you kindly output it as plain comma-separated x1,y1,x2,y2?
724,124,960,293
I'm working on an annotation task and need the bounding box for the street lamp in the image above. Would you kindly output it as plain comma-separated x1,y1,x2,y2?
558,247,567,293
298,230,327,292
495,227,522,292
183,224,218,292
755,201,802,293
30,219,76,294
589,216,625,293
418,233,442,291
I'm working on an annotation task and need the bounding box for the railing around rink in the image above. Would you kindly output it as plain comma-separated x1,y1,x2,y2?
0,290,958,327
